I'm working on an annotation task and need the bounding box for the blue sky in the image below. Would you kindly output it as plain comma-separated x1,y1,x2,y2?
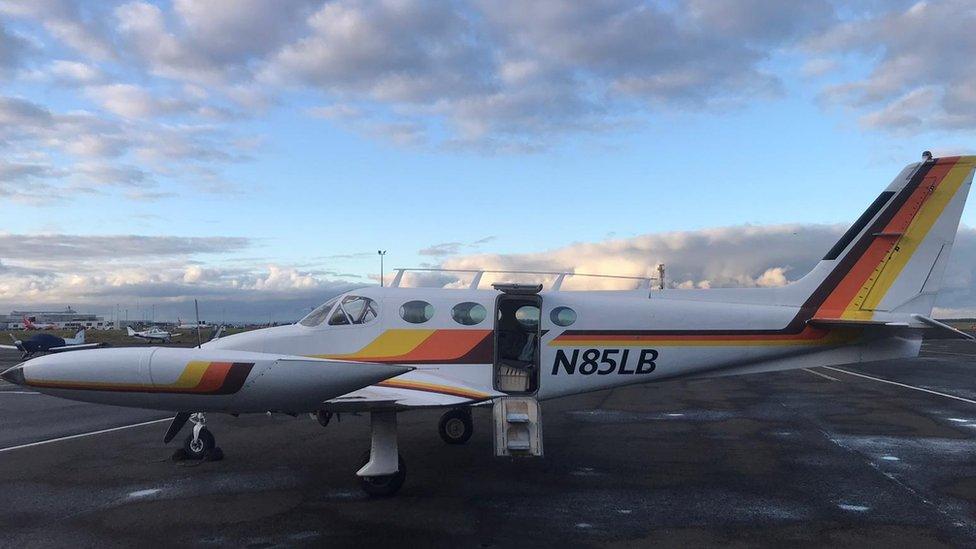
0,0,974,321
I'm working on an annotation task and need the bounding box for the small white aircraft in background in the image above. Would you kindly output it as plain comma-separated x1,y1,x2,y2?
4,154,975,496
127,326,177,343
176,318,209,330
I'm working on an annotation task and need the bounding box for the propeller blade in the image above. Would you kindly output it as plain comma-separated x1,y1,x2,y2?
8,333,16,343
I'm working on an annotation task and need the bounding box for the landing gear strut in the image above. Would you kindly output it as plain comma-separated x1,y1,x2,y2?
438,408,473,445
168,412,223,461
357,410,405,496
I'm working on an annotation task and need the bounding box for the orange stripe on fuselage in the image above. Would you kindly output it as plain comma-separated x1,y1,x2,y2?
193,361,234,393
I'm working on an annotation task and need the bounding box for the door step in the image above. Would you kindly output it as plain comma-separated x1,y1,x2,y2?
493,396,543,457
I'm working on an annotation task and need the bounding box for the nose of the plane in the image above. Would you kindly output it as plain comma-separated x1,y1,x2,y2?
1,363,26,386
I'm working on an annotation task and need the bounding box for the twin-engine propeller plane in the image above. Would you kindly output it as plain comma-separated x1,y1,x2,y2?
3,154,975,496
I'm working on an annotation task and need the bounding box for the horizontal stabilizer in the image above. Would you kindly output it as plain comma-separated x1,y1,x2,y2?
911,314,976,340
807,318,893,328
808,316,974,340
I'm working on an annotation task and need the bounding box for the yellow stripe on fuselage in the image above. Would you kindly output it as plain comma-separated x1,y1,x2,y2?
172,360,211,388
322,329,435,359
843,159,973,319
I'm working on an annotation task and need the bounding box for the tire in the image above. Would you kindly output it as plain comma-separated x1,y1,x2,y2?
438,409,473,445
183,428,215,459
359,452,406,497
316,410,333,427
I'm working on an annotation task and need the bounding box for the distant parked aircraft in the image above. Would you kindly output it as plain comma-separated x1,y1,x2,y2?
0,330,105,359
127,326,177,343
176,318,208,330
22,316,57,330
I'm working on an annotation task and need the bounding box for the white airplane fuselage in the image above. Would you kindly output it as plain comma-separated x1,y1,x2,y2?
201,284,916,404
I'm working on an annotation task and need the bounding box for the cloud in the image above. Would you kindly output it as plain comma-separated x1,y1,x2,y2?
419,236,499,257
0,18,31,71
0,0,115,59
419,242,464,257
3,224,976,321
810,0,976,132
430,223,976,316
0,234,249,260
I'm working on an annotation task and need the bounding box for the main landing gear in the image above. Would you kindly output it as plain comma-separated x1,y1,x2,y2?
358,410,406,496
164,412,223,461
438,408,473,445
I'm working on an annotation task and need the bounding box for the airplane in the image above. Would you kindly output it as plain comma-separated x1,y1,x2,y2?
127,326,177,343
3,153,975,497
0,330,106,359
22,315,57,330
176,318,209,330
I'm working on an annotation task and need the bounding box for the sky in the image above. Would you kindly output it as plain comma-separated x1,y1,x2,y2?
0,0,974,322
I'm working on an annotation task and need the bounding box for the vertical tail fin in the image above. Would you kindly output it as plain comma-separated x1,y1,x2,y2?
127,327,136,336
802,155,976,320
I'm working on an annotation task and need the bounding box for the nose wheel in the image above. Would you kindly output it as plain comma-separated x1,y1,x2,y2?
168,412,223,461
438,408,473,445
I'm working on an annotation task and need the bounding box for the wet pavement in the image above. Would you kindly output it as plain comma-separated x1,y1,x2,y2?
3,340,976,547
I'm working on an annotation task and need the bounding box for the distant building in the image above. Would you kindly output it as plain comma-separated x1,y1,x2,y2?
3,307,110,330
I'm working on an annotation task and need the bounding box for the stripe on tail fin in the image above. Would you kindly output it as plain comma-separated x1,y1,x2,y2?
807,155,976,320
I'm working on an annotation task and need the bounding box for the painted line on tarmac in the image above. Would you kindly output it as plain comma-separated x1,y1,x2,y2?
0,390,39,394
920,350,976,359
802,368,840,382
0,418,170,454
824,366,976,406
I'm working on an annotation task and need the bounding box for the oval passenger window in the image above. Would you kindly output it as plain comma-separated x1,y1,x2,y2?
514,305,540,329
451,302,487,325
400,300,434,324
550,306,577,327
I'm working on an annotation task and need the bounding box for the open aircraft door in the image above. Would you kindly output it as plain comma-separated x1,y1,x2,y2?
491,283,544,457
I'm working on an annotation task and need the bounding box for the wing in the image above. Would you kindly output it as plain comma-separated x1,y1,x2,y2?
47,343,106,352
322,370,500,411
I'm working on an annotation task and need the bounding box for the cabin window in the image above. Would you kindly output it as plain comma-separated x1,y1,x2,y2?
550,306,577,327
514,305,540,329
400,300,434,324
299,296,340,327
329,296,379,326
452,302,487,325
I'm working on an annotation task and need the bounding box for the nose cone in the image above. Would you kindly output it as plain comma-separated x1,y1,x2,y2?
1,364,25,385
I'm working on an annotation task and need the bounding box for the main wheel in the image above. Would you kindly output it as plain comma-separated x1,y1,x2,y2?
183,428,215,459
359,451,406,497
438,408,473,445
316,410,333,427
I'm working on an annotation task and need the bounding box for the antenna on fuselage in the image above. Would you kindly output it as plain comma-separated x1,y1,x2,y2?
194,299,202,348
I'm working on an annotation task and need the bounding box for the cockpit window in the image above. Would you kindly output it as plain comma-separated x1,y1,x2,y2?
299,296,340,327
328,296,379,326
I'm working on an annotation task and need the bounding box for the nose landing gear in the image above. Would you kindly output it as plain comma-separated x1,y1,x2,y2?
166,412,223,462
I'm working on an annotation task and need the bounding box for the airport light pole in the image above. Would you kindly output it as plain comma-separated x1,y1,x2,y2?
378,250,387,287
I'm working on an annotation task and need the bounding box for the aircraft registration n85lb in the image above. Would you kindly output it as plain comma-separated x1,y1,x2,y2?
3,154,975,496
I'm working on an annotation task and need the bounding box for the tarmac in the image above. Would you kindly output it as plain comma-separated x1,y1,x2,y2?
3,340,976,547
